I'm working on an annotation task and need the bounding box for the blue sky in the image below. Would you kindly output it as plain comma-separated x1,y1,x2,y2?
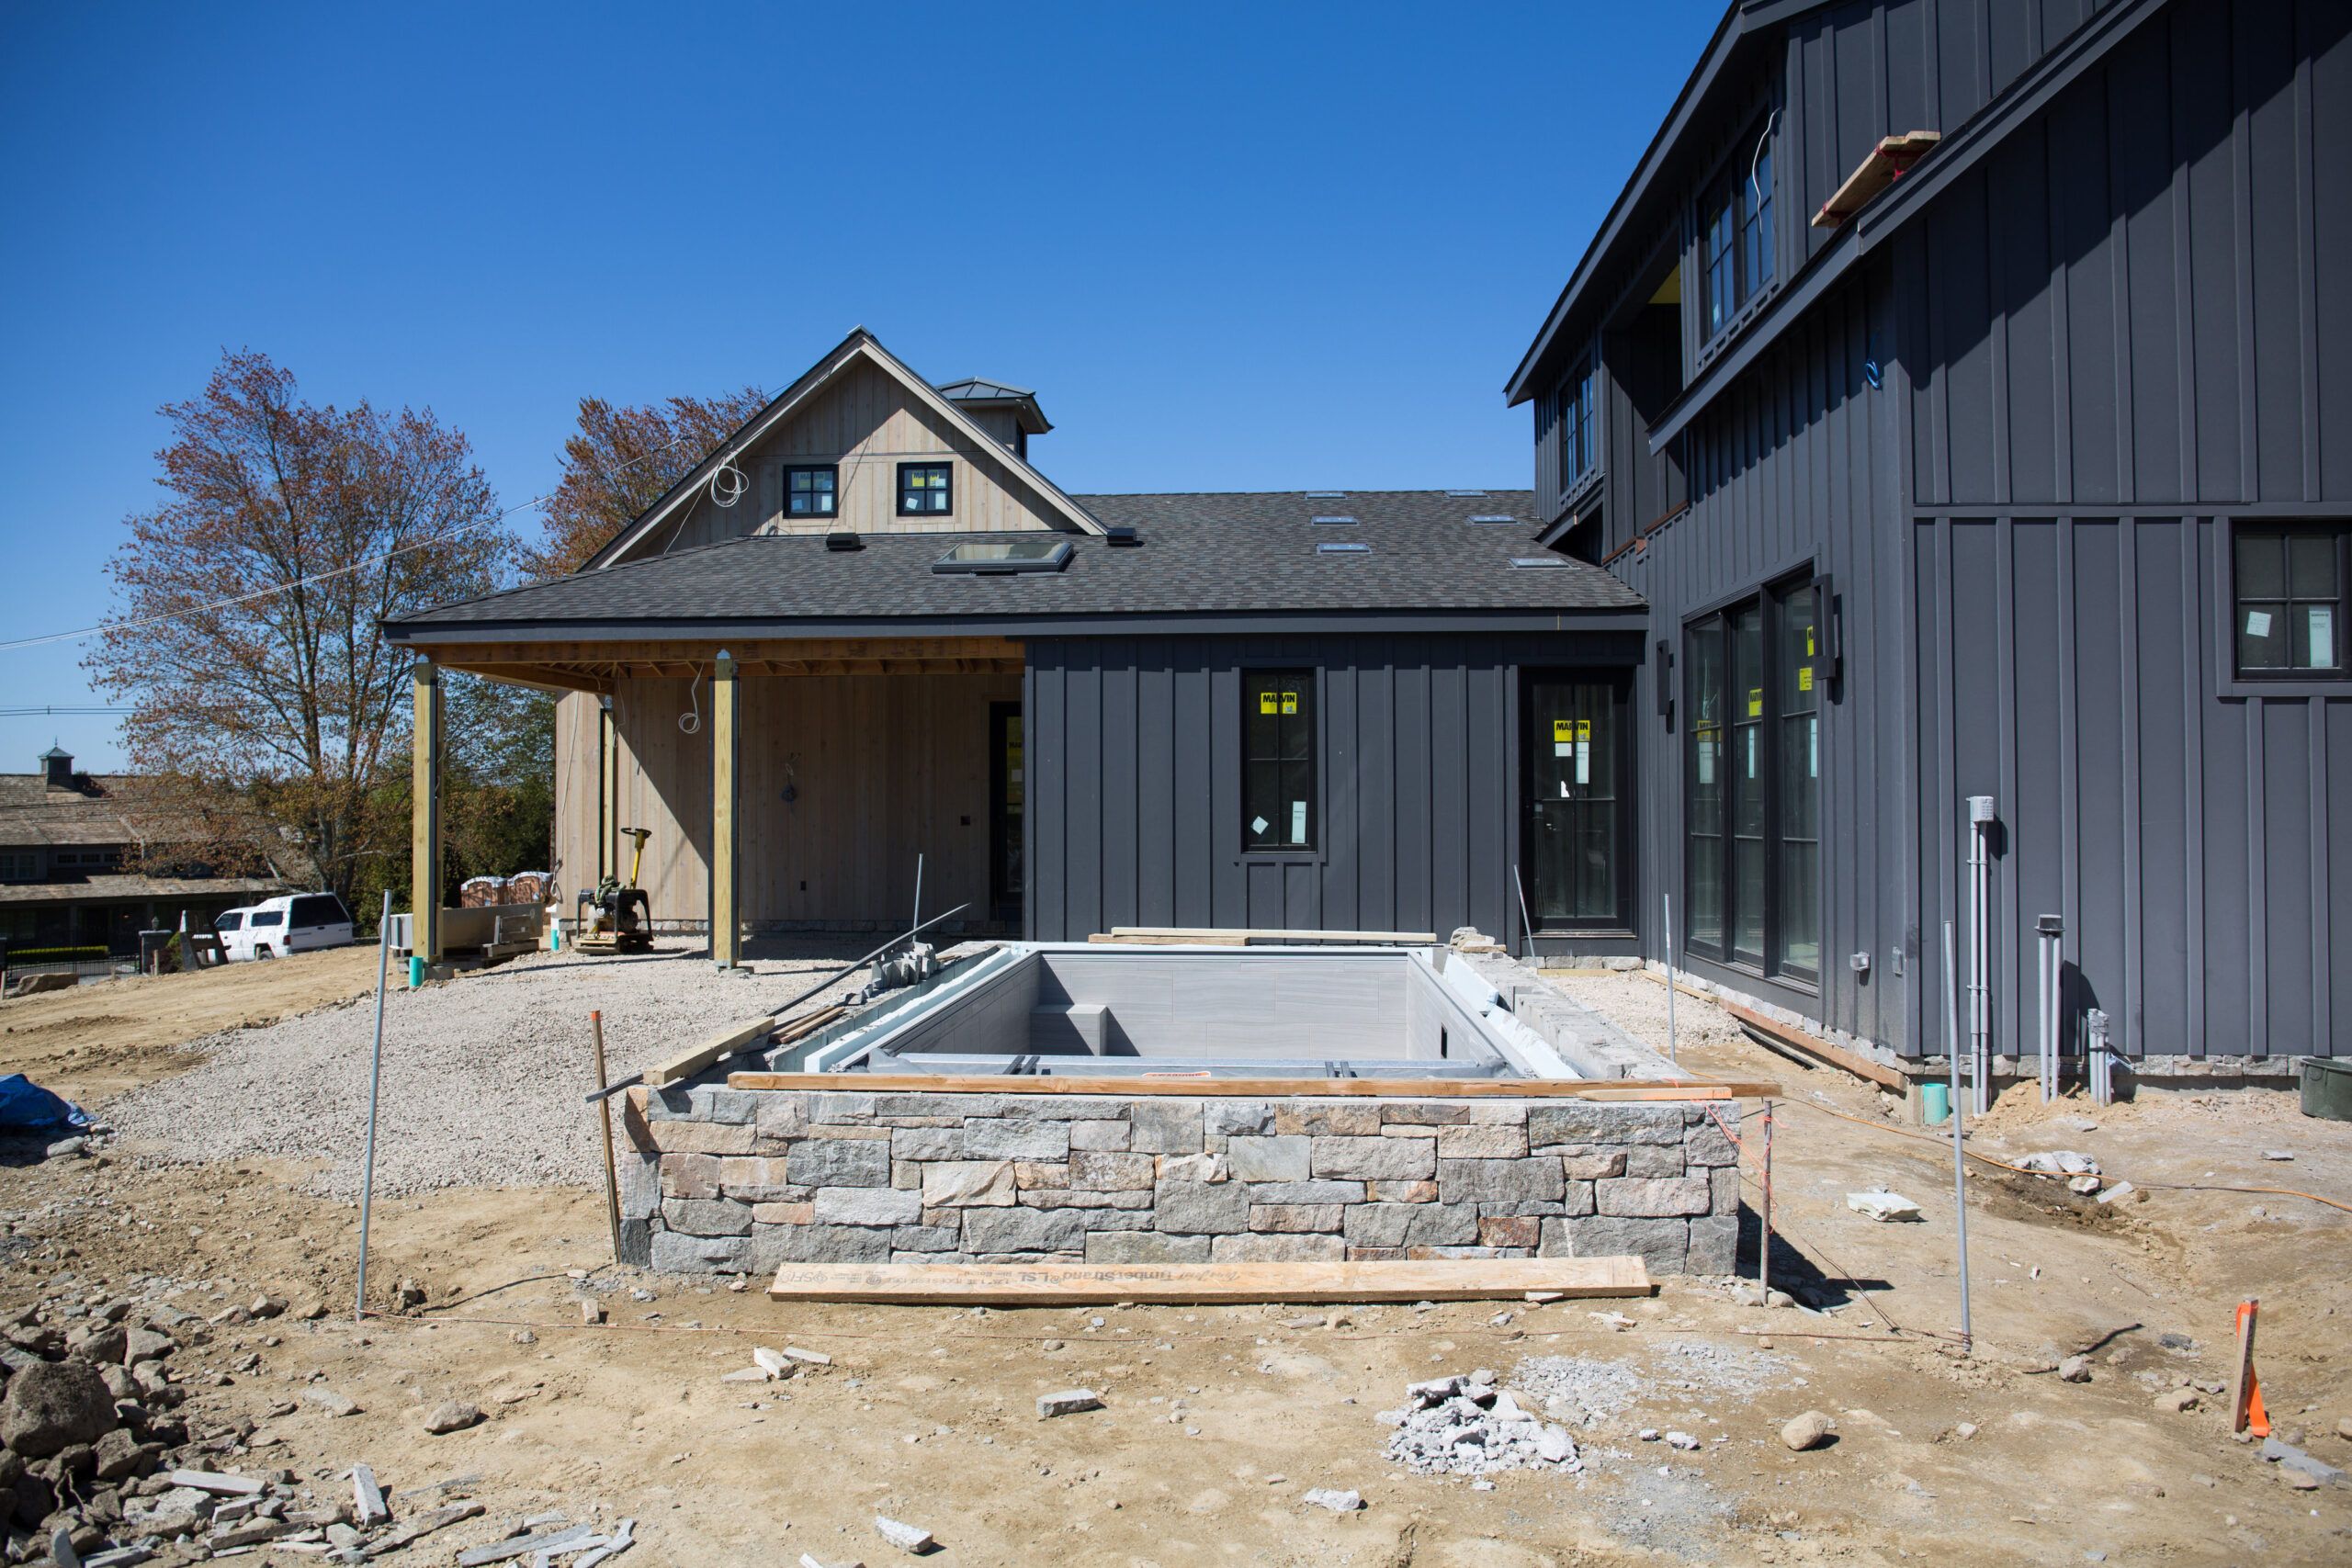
0,1,1719,770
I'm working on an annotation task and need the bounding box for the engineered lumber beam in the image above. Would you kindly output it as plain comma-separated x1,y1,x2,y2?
1717,998,1905,1092
767,1256,1653,1305
639,1006,846,1092
1811,130,1942,228
1089,926,1442,946
726,1071,1778,1100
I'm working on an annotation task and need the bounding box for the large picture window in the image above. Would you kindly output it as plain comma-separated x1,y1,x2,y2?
1242,671,1316,852
1700,118,1775,343
1684,577,1819,984
2233,523,2346,677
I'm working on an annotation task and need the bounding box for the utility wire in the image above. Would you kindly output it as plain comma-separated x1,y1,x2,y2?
0,705,132,716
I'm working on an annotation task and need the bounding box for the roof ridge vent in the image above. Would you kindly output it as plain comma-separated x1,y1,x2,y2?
1104,525,1142,547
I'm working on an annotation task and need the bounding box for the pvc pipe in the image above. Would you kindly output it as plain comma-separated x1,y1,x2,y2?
1662,893,1677,1064
1943,919,1972,1349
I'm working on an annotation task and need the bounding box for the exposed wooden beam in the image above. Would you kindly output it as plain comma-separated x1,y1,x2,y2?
710,650,741,971
410,667,443,963
434,660,610,694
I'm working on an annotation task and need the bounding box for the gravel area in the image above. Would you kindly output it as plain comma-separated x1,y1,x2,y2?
1540,967,1748,1059
107,943,875,1198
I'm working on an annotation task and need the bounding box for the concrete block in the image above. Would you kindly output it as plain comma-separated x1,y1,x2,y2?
1224,1135,1309,1183
1203,1100,1272,1136
1437,1157,1564,1205
889,1126,965,1161
1549,1214,1688,1275
1014,1160,1070,1189
1436,1124,1530,1159
922,1161,1017,1207
1249,1204,1342,1233
650,1230,748,1271
651,1121,756,1156
1212,1233,1345,1262
787,1138,890,1189
1683,1119,1740,1167
1685,1215,1738,1275
1069,1151,1155,1190
1545,1144,1629,1179
963,1207,1090,1254
660,1153,721,1201
812,1187,923,1227
1086,1231,1211,1265
1154,1179,1250,1235
1527,1103,1683,1146
962,1119,1071,1160
1311,1135,1435,1180
662,1198,752,1237
717,1156,796,1200
1479,1215,1541,1248
1274,1103,1382,1136
1069,1118,1132,1151
1596,1176,1712,1218
1365,1179,1438,1203
1246,1180,1366,1204
1130,1100,1204,1154
1622,1144,1688,1179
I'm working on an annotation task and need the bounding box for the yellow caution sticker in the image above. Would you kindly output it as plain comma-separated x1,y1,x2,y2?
1259,693,1278,716
1798,666,1814,692
1281,692,1299,716
1747,687,1764,718
1553,718,1573,743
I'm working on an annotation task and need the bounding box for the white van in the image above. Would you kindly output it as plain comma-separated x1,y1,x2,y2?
220,893,355,960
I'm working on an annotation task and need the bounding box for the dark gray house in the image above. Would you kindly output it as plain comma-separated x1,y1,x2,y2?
1509,0,2350,1074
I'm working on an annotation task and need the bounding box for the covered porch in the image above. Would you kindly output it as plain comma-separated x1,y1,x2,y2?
407,636,1026,964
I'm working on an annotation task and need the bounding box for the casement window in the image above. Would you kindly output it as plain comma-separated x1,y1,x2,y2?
784,465,838,518
1699,120,1775,343
1685,576,1820,985
2233,523,2346,677
1557,359,1597,493
1241,671,1316,852
0,852,36,883
897,461,953,517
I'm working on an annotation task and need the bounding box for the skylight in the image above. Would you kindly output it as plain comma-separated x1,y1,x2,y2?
1317,541,1371,555
1311,515,1358,525
1510,556,1568,569
1306,490,1346,499
931,539,1073,575
1467,514,1519,525
1446,489,1489,498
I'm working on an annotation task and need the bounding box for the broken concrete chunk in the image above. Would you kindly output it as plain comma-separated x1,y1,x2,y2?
2262,1437,2347,1487
165,1468,265,1495
2015,1150,2099,1177
424,1400,483,1434
781,1346,831,1366
352,1462,388,1525
874,1515,933,1552
752,1347,796,1380
1303,1487,1364,1512
1036,1388,1102,1418
1781,1410,1834,1451
1845,1190,1922,1223
303,1388,360,1416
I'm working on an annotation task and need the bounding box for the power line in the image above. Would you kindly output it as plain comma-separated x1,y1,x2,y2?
0,705,131,717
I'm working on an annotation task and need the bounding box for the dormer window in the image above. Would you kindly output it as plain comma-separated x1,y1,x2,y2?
785,465,838,518
898,462,953,517
1700,118,1775,342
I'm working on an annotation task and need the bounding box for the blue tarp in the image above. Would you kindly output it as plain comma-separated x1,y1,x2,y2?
0,1073,91,1134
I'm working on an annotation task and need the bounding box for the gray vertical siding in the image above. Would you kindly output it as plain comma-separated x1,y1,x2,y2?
1024,632,1639,944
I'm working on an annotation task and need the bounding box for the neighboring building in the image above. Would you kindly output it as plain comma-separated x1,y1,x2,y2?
1506,0,2348,1070
0,746,288,960
383,329,1647,961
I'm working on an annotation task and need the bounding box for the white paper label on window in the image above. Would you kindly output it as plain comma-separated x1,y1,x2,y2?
1699,745,1714,785
2245,609,2273,638
1290,802,1306,842
2310,605,2336,668
1746,728,1758,777
1250,815,1269,836
1809,716,1819,780
1555,741,1574,757
1576,741,1590,785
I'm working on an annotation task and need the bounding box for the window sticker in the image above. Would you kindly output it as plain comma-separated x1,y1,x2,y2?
1290,801,1307,842
1747,687,1764,718
1282,692,1299,716
1698,743,1714,785
1746,728,1758,776
1809,716,1819,780
1250,815,1270,836
1553,716,1574,756
1259,693,1278,716
1798,665,1814,692
2310,606,2336,668
2245,610,2272,638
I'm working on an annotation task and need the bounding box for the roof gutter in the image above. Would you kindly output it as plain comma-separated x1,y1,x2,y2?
384,609,1654,646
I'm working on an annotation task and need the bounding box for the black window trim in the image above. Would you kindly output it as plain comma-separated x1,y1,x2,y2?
1693,109,1779,355
1682,567,1822,990
896,460,954,518
1519,668,1637,934
1240,668,1318,855
1556,356,1598,496
783,463,840,520
2228,518,2348,683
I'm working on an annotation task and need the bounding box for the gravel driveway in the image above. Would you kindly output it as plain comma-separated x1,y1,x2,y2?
107,942,872,1197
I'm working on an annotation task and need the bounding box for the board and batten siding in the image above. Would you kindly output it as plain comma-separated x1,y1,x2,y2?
1023,633,1641,945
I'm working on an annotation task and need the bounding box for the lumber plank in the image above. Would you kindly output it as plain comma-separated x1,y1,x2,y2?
767,1256,1653,1305
1812,130,1942,228
644,1018,775,1089
1717,998,1905,1092
726,1070,1778,1100
1091,926,1441,946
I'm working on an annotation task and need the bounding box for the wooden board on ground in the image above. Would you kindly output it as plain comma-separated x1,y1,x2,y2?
645,1005,846,1089
728,1069,1778,1100
1088,926,1439,947
1717,998,1905,1092
768,1256,1652,1305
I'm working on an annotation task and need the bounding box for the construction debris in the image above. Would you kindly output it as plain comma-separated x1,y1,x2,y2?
1035,1388,1102,1418
1846,1190,1922,1223
1781,1411,1835,1451
2015,1150,2100,1178
1379,1371,1583,1477
874,1514,934,1553
2262,1437,2347,1488
1303,1487,1365,1512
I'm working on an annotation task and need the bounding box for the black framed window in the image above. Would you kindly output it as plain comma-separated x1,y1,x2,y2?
897,461,953,516
1700,119,1775,343
785,465,837,518
1521,672,1634,931
1685,574,1819,985
1242,671,1316,852
2233,523,2346,677
1557,359,1596,492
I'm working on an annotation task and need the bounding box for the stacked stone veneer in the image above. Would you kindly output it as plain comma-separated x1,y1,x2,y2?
617,1086,1742,1278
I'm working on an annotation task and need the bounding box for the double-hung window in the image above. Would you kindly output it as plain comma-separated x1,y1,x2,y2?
784,465,837,518
2233,523,2346,677
1685,576,1819,985
1699,119,1775,343
1241,671,1316,852
898,462,953,517
1557,359,1596,494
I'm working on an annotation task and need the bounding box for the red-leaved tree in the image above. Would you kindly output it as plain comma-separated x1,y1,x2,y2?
520,387,768,580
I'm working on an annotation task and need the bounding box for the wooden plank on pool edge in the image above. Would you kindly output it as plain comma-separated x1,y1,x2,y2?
766,1256,1654,1305
726,1071,1778,1100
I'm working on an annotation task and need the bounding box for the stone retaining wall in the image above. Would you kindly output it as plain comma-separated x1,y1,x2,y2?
617,1085,1743,1278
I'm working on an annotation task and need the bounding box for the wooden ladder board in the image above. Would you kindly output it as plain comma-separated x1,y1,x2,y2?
767,1256,1653,1306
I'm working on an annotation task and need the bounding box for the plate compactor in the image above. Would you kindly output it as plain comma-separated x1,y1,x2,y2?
575,827,653,953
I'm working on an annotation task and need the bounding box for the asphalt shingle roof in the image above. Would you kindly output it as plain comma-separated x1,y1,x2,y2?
393,491,1644,634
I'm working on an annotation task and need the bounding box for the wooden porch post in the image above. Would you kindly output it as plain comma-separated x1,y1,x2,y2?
410,664,443,963
597,694,618,886
710,650,741,970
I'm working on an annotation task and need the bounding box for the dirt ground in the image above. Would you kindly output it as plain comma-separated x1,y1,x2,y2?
3,953,2349,1566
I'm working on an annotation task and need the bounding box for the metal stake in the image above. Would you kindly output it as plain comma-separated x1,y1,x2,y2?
1663,892,1678,1064
1510,866,1536,963
355,889,392,1324
591,1010,622,1265
911,852,923,936
1758,1099,1774,1295
1942,918,1972,1350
